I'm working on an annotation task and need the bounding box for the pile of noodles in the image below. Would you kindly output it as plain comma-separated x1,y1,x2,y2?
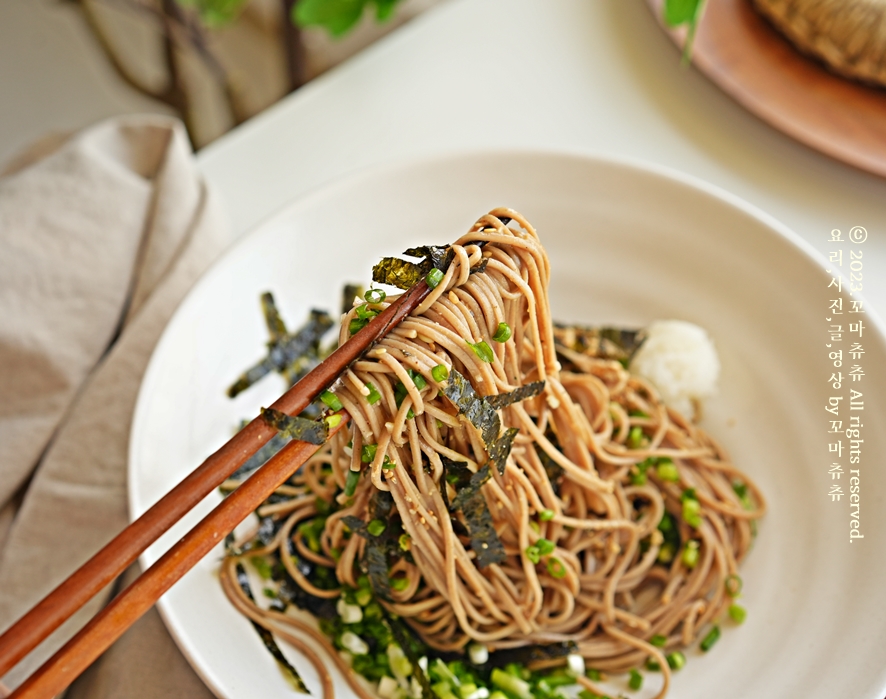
220,209,765,699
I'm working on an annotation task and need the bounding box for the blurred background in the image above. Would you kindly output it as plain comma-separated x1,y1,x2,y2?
0,0,445,167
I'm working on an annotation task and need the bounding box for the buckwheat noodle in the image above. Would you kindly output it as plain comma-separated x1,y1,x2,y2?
220,209,765,699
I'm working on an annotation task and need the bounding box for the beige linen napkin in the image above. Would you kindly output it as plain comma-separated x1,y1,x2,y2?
0,115,225,698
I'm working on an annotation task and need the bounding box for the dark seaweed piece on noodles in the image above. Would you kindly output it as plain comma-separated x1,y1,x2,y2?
484,381,546,411
384,610,435,699
260,407,327,445
487,427,519,476
372,245,454,290
487,641,578,668
451,464,506,568
552,322,644,364
441,369,501,447
235,563,309,693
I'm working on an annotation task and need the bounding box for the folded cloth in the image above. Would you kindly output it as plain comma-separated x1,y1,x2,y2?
0,115,227,698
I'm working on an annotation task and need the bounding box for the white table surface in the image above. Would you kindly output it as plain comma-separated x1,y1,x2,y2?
196,0,886,318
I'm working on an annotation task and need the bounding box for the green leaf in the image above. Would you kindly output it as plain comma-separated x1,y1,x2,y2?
374,0,400,21
663,0,702,26
663,0,706,64
175,0,249,27
293,0,368,37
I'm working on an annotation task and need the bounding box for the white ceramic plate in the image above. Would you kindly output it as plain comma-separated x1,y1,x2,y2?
129,151,886,699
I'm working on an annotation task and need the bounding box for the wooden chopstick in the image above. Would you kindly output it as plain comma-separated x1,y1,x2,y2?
0,279,431,695
10,415,350,699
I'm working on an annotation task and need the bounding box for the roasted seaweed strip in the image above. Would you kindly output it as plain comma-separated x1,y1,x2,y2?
372,245,454,290
451,464,507,568
235,563,310,693
552,322,643,363
384,611,435,699
441,369,502,447
484,381,546,410
487,427,519,476
227,298,333,397
486,641,578,668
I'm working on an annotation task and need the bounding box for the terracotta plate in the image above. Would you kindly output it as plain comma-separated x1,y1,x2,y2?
647,0,886,178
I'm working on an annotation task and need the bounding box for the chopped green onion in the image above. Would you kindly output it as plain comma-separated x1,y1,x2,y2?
469,340,494,363
367,519,386,537
365,382,381,405
394,381,409,407
382,456,396,470
458,683,479,699
340,630,369,655
409,369,428,390
492,322,512,343
361,444,378,463
528,520,540,534
645,658,661,671
364,288,386,304
344,469,360,497
324,413,342,429
262,588,277,599
683,507,704,536
539,508,555,522
682,540,700,569
666,651,686,670
627,425,645,448
355,304,378,320
680,488,697,502
629,668,643,690
490,668,531,699
431,364,449,382
546,557,567,579
426,268,445,289
656,459,680,482
349,318,368,335
585,668,601,681
657,542,675,564
649,634,667,648
700,625,720,652
525,545,541,564
389,645,414,679
629,409,650,418
432,659,459,685
729,603,747,624
537,538,555,555
725,574,743,597
250,556,272,579
399,533,411,551
320,390,343,411
390,575,409,592
354,587,372,606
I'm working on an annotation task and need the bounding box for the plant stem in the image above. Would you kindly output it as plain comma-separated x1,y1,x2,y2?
280,0,307,92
